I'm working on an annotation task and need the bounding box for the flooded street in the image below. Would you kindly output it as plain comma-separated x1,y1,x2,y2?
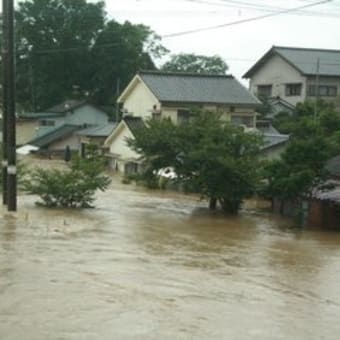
1,177,340,339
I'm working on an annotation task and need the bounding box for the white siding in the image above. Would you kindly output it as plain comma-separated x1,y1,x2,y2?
123,80,160,119
108,124,140,173
249,55,307,106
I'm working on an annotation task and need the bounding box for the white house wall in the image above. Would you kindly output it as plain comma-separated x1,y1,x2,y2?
249,54,307,106
123,80,160,119
109,125,140,165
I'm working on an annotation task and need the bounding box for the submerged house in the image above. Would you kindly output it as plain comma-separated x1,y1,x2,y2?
105,71,261,173
22,100,109,156
307,155,340,229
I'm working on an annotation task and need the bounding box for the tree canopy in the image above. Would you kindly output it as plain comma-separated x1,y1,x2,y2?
262,100,340,202
128,111,262,214
14,0,168,111
161,53,228,75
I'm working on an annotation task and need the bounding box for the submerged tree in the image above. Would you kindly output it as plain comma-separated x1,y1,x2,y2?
128,111,262,214
22,145,111,208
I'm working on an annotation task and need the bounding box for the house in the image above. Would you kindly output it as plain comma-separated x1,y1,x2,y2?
104,116,145,174
76,123,116,157
256,120,290,160
306,155,340,229
20,99,109,138
21,99,110,156
117,71,260,128
27,124,82,157
243,46,340,108
105,71,261,174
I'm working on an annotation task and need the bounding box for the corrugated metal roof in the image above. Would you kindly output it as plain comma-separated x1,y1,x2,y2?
76,123,117,137
28,124,81,147
244,46,340,78
139,71,260,106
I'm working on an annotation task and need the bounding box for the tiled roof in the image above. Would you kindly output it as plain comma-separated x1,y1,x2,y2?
244,46,340,78
123,116,145,136
139,71,260,106
28,124,81,148
77,123,117,137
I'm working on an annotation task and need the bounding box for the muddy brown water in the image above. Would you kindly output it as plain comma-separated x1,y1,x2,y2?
1,177,340,339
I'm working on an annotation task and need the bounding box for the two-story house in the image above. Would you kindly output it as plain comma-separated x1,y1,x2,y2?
104,71,263,173
117,71,260,128
243,46,340,108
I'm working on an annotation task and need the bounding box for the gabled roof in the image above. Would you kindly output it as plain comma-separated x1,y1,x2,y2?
76,123,117,137
120,71,260,106
104,116,145,147
261,133,289,151
46,99,87,113
123,116,145,136
28,124,81,148
243,46,340,78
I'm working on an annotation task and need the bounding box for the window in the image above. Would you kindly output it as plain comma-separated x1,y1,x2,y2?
257,85,272,97
308,85,337,97
39,120,55,126
177,109,190,124
231,115,254,128
285,83,302,96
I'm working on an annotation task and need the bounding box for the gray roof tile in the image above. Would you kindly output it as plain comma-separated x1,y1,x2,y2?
244,46,340,78
139,71,260,106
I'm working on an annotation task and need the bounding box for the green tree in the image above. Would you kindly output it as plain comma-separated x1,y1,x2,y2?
129,111,262,214
14,0,168,111
161,53,228,75
22,145,111,208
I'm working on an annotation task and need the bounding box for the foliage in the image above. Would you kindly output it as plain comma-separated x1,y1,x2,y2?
128,111,262,214
14,0,168,111
256,95,273,119
262,100,340,203
161,53,228,75
22,145,111,208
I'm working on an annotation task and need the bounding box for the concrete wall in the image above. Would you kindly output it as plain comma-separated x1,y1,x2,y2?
249,54,307,106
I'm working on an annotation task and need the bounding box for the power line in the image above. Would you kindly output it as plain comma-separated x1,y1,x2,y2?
162,0,333,38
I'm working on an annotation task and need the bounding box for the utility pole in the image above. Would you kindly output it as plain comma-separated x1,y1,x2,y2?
3,0,17,211
2,0,8,205
314,57,320,121
115,77,120,122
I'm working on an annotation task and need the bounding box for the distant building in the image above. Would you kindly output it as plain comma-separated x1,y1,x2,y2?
243,46,340,109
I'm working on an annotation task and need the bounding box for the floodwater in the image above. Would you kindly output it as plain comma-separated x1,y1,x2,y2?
1,177,340,340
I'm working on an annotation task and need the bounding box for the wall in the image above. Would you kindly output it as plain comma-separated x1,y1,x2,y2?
249,54,307,106
107,123,140,172
123,80,160,119
16,119,39,145
305,76,340,109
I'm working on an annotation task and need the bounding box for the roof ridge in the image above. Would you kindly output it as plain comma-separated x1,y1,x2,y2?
139,70,233,78
273,45,340,54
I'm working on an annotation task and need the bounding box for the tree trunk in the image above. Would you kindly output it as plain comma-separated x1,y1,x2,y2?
219,198,240,215
209,197,217,210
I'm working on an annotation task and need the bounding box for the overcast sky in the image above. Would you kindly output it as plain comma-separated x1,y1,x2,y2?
104,0,340,83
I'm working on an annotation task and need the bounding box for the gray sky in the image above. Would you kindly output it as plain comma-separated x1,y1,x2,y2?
106,0,340,83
